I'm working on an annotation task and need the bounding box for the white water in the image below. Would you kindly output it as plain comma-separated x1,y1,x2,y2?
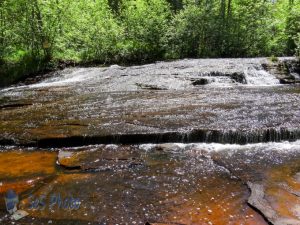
29,68,101,88
244,68,280,86
28,65,280,88
139,140,300,153
0,58,288,93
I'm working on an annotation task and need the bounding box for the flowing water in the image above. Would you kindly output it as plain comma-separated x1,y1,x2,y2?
0,57,300,224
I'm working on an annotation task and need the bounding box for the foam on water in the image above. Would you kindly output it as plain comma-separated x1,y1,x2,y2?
29,68,101,88
244,69,280,86
30,66,280,89
139,141,300,153
1,58,292,93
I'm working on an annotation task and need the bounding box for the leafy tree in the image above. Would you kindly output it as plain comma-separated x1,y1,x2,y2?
285,4,300,55
63,0,122,63
119,0,171,62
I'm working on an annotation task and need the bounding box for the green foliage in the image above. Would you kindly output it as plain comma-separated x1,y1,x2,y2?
285,5,300,55
119,0,171,62
0,0,300,86
71,0,123,63
0,54,54,87
296,34,300,57
164,4,207,58
269,55,279,63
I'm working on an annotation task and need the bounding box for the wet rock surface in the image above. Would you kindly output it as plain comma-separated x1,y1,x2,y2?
0,150,57,211
208,142,300,225
263,58,300,84
0,142,300,224
1,86,300,146
0,59,300,146
57,145,143,171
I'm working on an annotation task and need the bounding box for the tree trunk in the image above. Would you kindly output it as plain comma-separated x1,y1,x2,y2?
33,0,51,60
227,0,231,20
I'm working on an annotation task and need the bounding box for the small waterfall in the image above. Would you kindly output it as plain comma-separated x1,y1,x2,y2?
138,140,300,153
244,68,280,86
29,128,300,148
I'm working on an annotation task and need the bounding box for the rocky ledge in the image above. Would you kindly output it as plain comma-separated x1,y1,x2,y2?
0,57,299,146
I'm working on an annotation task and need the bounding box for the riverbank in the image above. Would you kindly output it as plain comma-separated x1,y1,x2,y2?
0,58,77,88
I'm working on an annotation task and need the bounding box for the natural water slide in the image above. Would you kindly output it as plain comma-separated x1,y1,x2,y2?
0,57,300,224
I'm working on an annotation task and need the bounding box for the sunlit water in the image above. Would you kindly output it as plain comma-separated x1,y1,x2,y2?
0,57,299,224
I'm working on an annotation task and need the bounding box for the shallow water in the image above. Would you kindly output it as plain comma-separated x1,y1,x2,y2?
0,142,300,224
1,85,300,146
0,58,300,224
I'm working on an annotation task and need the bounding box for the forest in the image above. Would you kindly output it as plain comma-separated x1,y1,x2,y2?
0,0,299,86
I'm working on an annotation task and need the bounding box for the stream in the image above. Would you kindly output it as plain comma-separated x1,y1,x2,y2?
0,57,300,225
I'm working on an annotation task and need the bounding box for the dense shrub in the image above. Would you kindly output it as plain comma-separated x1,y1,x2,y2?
118,0,171,62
